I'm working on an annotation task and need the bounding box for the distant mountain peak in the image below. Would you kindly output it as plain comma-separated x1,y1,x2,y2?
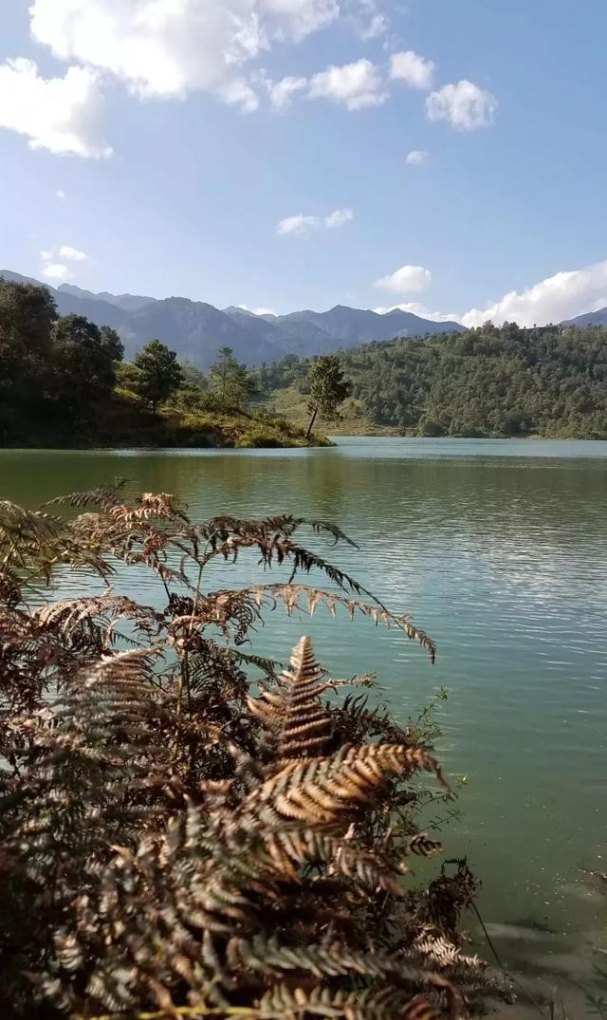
2,268,463,370
58,282,156,313
563,306,607,328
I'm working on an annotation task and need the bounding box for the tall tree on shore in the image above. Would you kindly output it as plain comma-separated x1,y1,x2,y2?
133,339,183,414
306,354,350,437
209,345,253,409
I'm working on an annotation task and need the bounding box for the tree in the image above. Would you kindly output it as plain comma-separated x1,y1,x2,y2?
306,354,351,437
209,346,253,409
51,315,124,423
0,279,57,438
133,339,183,414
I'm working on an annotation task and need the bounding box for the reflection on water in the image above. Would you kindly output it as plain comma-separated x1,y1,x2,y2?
2,438,606,1009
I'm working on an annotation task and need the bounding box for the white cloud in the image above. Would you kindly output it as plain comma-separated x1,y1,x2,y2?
29,0,338,110
59,245,88,261
405,149,428,166
426,79,497,131
277,208,354,236
374,301,459,322
40,245,88,282
324,208,353,228
277,214,320,237
42,263,72,282
264,74,308,109
390,50,435,90
219,77,260,113
0,58,111,158
308,58,387,110
237,303,278,316
375,264,432,294
462,260,607,328
42,245,88,263
360,14,388,39
56,189,66,199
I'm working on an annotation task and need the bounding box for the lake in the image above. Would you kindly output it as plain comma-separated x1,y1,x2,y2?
2,437,606,1009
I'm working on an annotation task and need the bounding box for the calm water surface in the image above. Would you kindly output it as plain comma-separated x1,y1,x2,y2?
2,438,606,1006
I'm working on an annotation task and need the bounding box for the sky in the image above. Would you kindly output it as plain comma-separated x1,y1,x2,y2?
1,0,607,326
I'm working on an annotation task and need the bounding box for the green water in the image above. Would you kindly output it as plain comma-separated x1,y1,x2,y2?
2,438,606,1005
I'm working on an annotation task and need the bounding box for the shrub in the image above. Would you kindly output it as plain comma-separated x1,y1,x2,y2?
0,488,508,1019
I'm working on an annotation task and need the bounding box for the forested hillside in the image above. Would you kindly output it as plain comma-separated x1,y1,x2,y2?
0,277,324,449
257,322,607,439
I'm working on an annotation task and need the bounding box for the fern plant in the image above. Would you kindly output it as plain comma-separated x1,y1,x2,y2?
0,487,508,1019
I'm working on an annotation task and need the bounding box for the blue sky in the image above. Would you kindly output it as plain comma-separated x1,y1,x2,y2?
2,0,607,325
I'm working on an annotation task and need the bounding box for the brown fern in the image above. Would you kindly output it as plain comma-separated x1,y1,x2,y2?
247,635,333,760
0,490,506,1020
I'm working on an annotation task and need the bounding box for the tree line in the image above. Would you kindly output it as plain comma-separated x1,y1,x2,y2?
256,321,607,439
0,278,261,445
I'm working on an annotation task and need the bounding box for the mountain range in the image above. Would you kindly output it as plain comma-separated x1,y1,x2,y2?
1,270,464,369
562,307,607,328
3,270,605,369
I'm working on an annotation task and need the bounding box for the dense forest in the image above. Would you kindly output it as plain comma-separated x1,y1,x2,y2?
257,322,607,439
0,278,323,449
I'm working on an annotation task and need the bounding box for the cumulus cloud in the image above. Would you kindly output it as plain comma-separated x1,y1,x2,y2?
42,263,73,282
277,208,354,236
0,58,111,157
264,74,308,109
405,149,428,166
29,0,338,111
42,245,88,263
40,244,88,281
219,77,260,113
390,51,435,90
308,59,387,110
56,189,66,199
426,79,497,131
375,264,432,294
59,245,88,261
324,208,354,228
462,260,607,328
264,59,386,111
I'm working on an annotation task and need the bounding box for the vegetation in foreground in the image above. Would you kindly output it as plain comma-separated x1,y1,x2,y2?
0,484,511,1019
0,278,327,449
255,322,607,439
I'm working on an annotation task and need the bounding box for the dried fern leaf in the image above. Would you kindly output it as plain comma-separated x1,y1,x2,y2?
249,585,436,662
407,834,444,858
247,743,445,826
248,637,333,759
257,983,441,1020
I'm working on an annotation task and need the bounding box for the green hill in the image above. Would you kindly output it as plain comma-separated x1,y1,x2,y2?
256,321,607,439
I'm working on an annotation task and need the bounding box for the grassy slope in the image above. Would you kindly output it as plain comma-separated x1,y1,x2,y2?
260,387,400,437
93,390,331,449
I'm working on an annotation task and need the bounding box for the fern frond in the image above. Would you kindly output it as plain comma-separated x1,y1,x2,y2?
258,984,440,1020
407,834,444,858
248,636,332,759
109,492,187,523
247,743,445,826
250,585,436,662
263,827,406,892
228,934,423,982
43,479,127,509
35,593,162,652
